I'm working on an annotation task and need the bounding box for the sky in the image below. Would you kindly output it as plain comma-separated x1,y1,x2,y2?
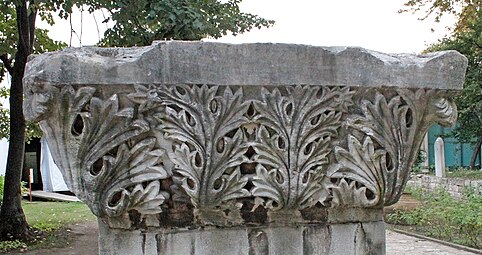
2,0,456,89
40,0,456,54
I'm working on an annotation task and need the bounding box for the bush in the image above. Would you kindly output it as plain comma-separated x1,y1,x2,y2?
386,187,482,248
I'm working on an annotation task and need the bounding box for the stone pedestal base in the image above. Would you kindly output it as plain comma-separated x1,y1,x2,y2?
98,220,385,255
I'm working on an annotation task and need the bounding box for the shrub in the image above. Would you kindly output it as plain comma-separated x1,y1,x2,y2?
386,187,482,248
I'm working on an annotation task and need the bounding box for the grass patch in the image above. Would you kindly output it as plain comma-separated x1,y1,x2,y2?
23,201,96,231
446,168,482,180
0,201,96,253
386,187,482,249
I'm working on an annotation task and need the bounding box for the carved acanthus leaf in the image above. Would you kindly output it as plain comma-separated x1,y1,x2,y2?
331,89,457,207
156,85,250,208
89,138,169,218
251,86,352,210
328,136,385,207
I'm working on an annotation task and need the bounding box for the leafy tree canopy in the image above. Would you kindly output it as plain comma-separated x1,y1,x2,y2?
78,0,274,47
1,1,66,142
400,0,482,32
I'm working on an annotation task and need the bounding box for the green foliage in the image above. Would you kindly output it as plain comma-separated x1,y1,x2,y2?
0,239,27,252
0,87,43,142
80,0,275,47
0,2,66,142
386,188,482,248
412,150,428,173
400,0,482,33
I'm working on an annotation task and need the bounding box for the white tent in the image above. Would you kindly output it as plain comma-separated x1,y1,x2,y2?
40,137,68,192
0,137,68,192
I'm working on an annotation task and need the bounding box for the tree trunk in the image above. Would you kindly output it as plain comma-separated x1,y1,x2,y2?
0,0,36,241
469,136,482,170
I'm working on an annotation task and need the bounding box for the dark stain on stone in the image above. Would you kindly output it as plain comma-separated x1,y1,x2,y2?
248,229,268,255
129,210,142,228
240,199,267,224
158,204,194,228
300,203,328,222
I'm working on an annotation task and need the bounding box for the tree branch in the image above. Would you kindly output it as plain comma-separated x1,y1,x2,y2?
15,1,31,54
28,2,37,52
0,55,13,74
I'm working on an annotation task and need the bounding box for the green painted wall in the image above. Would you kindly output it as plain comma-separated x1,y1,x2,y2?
428,124,481,168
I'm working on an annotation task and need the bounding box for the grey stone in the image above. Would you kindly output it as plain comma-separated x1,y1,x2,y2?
24,41,467,90
98,222,385,255
23,41,467,255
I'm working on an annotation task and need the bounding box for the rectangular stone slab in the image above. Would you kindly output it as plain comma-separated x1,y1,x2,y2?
24,41,467,89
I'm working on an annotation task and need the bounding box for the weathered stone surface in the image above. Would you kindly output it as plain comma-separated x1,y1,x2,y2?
98,220,385,255
24,41,467,89
23,41,466,255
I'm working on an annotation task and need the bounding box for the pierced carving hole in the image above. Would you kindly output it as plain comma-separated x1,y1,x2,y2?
194,152,202,167
223,209,231,216
277,137,285,150
243,180,254,190
216,137,225,153
246,103,256,118
405,108,413,128
71,114,84,136
365,189,376,200
245,146,256,159
90,158,104,176
302,172,310,183
385,152,394,171
310,114,321,126
275,171,284,184
330,178,338,184
213,178,222,190
175,86,186,95
272,201,279,208
304,142,314,155
285,102,293,116
185,112,196,126
187,178,195,189
210,99,218,113
108,191,123,207
316,88,324,97
225,129,237,138
241,162,256,174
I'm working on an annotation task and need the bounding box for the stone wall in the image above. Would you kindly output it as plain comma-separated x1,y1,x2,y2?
407,174,482,198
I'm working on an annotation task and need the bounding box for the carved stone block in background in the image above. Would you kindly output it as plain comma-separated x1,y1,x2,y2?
24,41,466,255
